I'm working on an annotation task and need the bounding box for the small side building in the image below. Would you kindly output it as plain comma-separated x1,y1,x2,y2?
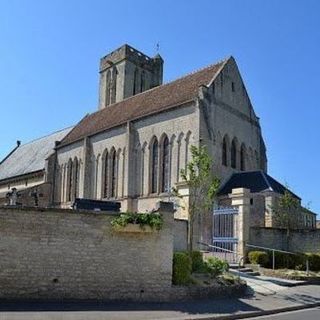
0,127,73,207
217,171,317,230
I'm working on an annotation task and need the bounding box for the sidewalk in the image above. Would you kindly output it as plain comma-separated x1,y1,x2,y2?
0,285,319,320
230,270,306,295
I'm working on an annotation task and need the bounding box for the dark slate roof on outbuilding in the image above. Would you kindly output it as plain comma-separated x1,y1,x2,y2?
218,171,301,200
0,127,73,181
60,57,230,146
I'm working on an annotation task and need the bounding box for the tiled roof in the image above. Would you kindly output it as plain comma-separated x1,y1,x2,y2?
218,171,301,200
0,127,73,182
61,58,229,146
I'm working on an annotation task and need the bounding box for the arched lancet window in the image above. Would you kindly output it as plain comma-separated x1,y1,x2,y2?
185,131,191,169
110,149,117,198
240,144,246,171
111,67,117,104
55,165,61,202
67,159,73,202
140,71,145,92
134,144,142,196
222,136,228,166
231,139,237,169
73,157,79,199
141,142,147,196
176,132,184,182
94,155,100,199
133,68,139,95
151,138,159,193
248,147,253,169
161,136,170,193
105,70,111,107
103,151,109,198
60,164,65,202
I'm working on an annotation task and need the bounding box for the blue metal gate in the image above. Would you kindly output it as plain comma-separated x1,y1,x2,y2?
212,207,239,263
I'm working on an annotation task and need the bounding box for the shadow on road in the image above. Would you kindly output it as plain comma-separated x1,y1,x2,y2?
282,293,320,305
0,296,262,316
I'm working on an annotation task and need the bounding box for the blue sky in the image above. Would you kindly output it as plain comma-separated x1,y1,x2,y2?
0,0,319,214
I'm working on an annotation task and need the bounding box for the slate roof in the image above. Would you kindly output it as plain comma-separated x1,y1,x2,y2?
61,57,230,146
218,171,301,200
0,127,73,182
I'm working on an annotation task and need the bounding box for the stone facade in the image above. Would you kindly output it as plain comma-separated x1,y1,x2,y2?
52,45,267,222
198,59,267,177
0,202,174,301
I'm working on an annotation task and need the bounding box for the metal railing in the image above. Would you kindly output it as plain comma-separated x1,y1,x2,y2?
246,243,309,275
198,241,244,278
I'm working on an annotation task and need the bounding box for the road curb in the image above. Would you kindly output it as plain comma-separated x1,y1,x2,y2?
193,302,320,320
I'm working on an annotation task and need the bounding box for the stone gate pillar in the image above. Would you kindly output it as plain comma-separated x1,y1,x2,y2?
229,188,251,260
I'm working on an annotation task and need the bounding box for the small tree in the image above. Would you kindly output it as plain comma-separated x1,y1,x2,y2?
173,145,220,252
271,189,301,249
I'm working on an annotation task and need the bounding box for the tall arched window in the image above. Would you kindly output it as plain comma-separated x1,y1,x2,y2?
222,136,228,166
61,164,66,203
103,151,109,198
161,136,170,193
151,138,159,193
111,67,117,104
231,139,237,169
111,149,117,198
134,145,142,196
67,159,73,201
105,70,111,107
133,68,139,95
73,157,79,199
140,71,145,92
185,131,191,169
240,144,246,171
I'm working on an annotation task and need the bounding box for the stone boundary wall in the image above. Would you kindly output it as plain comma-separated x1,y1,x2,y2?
0,202,174,301
249,227,320,253
169,282,246,301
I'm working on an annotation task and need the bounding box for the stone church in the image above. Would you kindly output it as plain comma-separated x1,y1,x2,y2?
0,44,316,227
53,44,266,216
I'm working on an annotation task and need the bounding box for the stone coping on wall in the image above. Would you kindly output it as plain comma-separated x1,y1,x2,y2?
250,226,318,233
0,205,120,217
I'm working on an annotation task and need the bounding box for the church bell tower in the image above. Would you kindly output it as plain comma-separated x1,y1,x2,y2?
98,44,163,110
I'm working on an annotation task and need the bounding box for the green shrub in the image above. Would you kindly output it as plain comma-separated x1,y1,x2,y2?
249,250,320,271
190,251,204,272
294,253,308,271
111,212,163,230
275,252,294,269
248,251,269,266
205,257,229,278
306,253,320,271
267,251,306,270
172,252,192,285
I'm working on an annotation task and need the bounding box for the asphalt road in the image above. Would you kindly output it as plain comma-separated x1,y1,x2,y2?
251,307,320,320
0,285,319,320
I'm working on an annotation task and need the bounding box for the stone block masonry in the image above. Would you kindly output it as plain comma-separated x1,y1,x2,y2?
0,202,174,301
249,227,320,253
